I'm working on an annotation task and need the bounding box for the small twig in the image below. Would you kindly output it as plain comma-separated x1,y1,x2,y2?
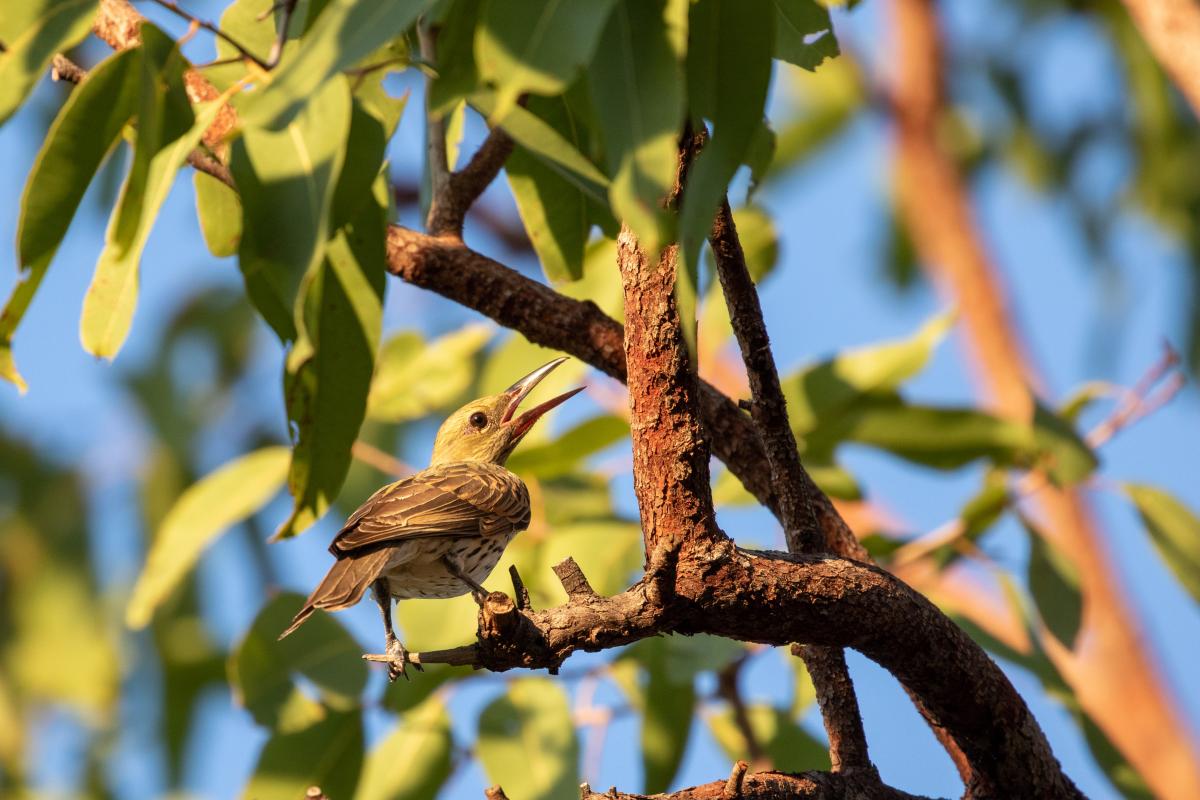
509,564,532,611
262,0,298,68
304,788,328,800
722,760,749,799
419,22,451,231
553,557,598,600
50,54,87,84
150,0,271,70
351,440,414,478
484,786,511,800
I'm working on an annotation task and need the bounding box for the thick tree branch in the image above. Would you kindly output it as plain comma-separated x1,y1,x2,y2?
580,769,930,800
889,1,1200,796
1119,0,1200,121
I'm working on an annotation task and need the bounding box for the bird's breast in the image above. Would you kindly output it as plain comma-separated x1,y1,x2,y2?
384,529,518,600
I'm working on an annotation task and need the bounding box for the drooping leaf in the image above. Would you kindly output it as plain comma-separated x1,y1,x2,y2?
1023,519,1083,649
680,0,773,269
629,637,696,793
1032,402,1098,486
242,709,363,800
194,171,243,258
0,0,98,126
1,48,140,389
476,0,615,113
384,664,474,714
81,30,238,358
367,324,493,422
477,678,579,800
275,182,386,540
1125,484,1200,603
238,0,431,129
587,0,685,256
771,0,839,71
428,0,484,114
472,90,609,203
506,94,594,282
355,696,453,800
230,593,369,727
231,76,351,341
125,446,291,629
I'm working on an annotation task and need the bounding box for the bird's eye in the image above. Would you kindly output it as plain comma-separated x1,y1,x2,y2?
469,411,488,430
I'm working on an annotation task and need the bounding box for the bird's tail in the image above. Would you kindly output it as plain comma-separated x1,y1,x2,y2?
279,550,391,640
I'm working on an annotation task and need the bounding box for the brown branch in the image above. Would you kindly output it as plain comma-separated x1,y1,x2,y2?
351,440,414,478
50,54,87,84
1119,0,1200,120
582,769,929,800
889,3,1200,795
716,660,770,771
426,127,516,237
149,0,270,69
484,786,510,800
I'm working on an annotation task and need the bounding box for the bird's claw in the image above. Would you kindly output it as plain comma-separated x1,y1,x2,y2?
363,640,423,683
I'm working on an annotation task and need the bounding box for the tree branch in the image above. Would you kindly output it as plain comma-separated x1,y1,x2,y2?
1119,0,1200,120
581,769,930,800
426,126,516,237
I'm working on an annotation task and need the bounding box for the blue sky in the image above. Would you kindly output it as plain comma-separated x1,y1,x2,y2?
2,1,1198,798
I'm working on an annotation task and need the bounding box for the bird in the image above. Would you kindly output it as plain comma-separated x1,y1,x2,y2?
279,357,582,681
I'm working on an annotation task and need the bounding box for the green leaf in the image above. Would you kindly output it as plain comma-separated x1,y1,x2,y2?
1077,712,1155,800
707,703,829,771
230,593,369,727
275,185,386,540
238,0,430,129
587,0,685,256
355,696,453,800
231,76,351,341
680,0,773,269
506,415,628,479
1,48,141,389
472,90,609,203
193,171,243,257
506,94,593,283
384,663,474,713
125,446,291,628
367,324,493,422
428,0,484,114
477,678,579,800
79,26,204,359
1024,519,1083,648
629,637,695,793
783,309,955,433
772,0,839,71
476,0,615,114
199,0,277,91
1125,484,1200,603
537,520,643,601
242,709,363,800
1032,403,1098,486
0,0,98,126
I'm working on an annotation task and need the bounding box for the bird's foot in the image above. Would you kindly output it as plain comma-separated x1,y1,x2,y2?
362,640,423,682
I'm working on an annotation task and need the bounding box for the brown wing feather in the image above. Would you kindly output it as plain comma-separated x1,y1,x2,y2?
331,462,530,554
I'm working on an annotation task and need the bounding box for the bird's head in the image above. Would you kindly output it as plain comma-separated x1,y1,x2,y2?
430,357,583,466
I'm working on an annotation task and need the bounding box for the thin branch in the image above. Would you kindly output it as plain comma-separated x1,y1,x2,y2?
716,659,770,771
484,786,511,800
419,23,451,231
50,54,87,84
259,0,298,69
149,0,271,70
351,440,414,478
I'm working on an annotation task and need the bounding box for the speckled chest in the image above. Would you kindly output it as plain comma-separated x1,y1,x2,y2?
383,529,519,600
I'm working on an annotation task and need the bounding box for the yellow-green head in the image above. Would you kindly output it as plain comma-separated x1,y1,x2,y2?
430,357,583,466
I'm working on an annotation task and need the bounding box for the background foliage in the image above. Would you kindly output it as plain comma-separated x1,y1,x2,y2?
1,0,1199,798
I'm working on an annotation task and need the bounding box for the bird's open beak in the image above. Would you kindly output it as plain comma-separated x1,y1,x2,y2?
501,357,584,439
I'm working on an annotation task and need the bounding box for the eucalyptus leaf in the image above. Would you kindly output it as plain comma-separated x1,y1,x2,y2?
367,324,493,422
194,171,243,258
1125,484,1200,603
242,708,363,800
1024,519,1083,649
707,703,829,771
0,0,98,126
772,0,839,71
477,678,579,800
356,696,453,800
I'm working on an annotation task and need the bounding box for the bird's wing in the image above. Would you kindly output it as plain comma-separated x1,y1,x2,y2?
331,462,529,554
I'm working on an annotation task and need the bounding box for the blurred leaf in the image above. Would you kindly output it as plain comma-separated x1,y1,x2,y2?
230,76,351,341
1058,381,1110,424
771,55,862,174
200,0,277,91
1023,519,1083,649
1077,711,1154,800
384,664,474,713
472,90,609,202
2,48,140,389
429,0,483,114
772,0,838,71
367,324,492,422
707,703,829,771
476,0,615,113
622,637,695,793
193,171,243,257
506,94,593,283
680,0,773,269
479,333,584,405
539,473,616,525
1032,403,1097,486
507,415,628,479
356,696,453,800
588,0,684,256
0,0,98,126
477,678,579,800
82,33,238,358
396,595,479,652
243,708,363,799
1125,484,1200,603
230,592,369,727
276,183,386,540
126,446,290,628
790,651,816,717
238,0,430,129
558,236,625,320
